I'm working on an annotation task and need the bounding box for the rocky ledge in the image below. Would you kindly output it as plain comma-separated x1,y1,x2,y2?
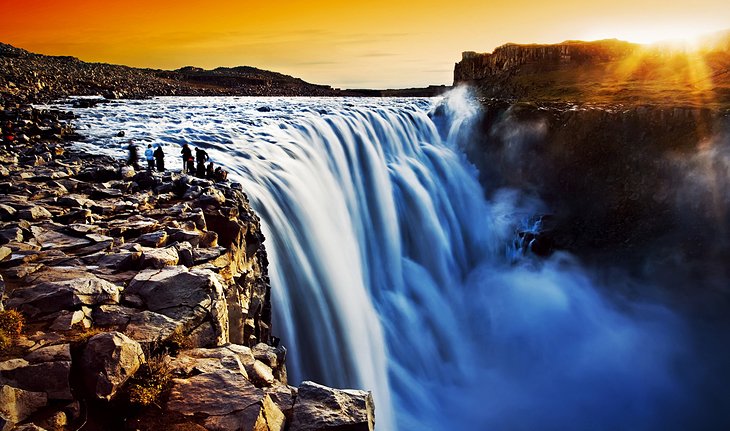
0,105,375,431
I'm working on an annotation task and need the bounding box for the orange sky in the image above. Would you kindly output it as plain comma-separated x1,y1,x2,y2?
2,0,728,89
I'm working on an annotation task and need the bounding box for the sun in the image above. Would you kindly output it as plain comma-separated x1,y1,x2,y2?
586,24,724,48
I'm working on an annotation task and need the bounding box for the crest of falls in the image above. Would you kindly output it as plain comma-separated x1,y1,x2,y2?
70,91,712,431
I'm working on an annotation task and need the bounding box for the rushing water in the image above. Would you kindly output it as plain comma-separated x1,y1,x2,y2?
65,91,726,430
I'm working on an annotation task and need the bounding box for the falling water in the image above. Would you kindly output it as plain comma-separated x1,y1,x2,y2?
67,90,724,430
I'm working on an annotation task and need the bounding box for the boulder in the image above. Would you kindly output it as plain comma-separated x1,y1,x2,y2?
0,275,4,311
25,344,71,364
290,381,375,431
0,227,23,244
30,226,91,250
81,332,145,400
7,276,121,318
0,385,48,431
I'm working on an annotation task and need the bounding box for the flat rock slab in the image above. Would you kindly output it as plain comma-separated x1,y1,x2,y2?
167,369,263,417
7,276,121,318
30,226,91,250
0,360,73,400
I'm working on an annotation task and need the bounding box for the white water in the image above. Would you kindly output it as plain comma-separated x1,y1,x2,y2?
66,91,702,430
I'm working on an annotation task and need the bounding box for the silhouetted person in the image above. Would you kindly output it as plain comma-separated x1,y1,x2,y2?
214,166,228,182
206,162,214,179
181,144,193,173
127,141,139,170
195,147,209,178
154,144,165,171
145,144,154,172
2,121,15,146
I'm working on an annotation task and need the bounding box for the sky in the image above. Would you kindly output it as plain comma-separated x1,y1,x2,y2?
2,0,728,89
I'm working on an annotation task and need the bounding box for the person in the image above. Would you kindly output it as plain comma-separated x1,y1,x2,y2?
2,121,15,146
214,166,228,182
206,162,214,179
153,144,165,172
144,144,154,172
127,141,139,169
181,144,193,173
195,147,209,178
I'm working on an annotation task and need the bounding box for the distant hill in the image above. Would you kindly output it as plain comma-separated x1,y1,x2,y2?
0,42,338,103
0,43,450,104
454,31,730,108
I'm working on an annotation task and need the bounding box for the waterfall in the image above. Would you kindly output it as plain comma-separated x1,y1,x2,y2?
70,92,709,431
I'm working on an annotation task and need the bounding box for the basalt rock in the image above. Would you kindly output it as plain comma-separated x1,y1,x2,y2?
0,103,373,431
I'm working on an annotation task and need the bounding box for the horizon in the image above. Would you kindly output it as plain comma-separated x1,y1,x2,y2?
2,1,729,89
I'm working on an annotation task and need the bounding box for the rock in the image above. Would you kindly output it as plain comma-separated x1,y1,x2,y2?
175,241,194,266
0,204,17,221
199,188,226,207
0,385,48,430
0,360,72,400
120,166,136,179
290,381,375,431
30,226,91,250
168,229,202,247
0,227,23,244
17,206,52,221
25,344,71,364
250,360,275,387
81,331,145,400
141,246,179,268
7,276,121,319
94,250,141,270
138,230,168,247
0,246,9,262
49,310,88,331
124,311,182,346
0,275,4,311
166,369,263,416
126,267,229,345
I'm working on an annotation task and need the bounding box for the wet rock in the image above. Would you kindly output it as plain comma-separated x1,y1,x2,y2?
290,381,375,431
0,385,48,431
81,331,145,400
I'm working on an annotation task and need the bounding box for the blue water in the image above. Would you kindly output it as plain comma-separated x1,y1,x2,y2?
64,90,726,430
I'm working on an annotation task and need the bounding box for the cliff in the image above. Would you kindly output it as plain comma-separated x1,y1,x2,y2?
442,98,730,314
454,35,730,108
0,106,375,430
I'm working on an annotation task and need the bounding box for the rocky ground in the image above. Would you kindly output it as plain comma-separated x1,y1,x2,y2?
0,105,375,431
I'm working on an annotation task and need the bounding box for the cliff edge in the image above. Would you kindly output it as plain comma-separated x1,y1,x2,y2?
454,33,730,108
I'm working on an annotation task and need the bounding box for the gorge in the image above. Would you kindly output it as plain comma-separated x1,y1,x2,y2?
1,36,730,431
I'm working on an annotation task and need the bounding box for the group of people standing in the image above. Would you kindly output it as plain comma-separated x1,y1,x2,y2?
127,141,228,181
181,143,228,181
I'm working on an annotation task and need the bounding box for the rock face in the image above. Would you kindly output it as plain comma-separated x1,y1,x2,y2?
290,381,375,431
0,103,375,430
453,36,730,106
